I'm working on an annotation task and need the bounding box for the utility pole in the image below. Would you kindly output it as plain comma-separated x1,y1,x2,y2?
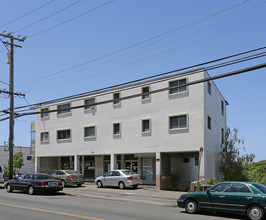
0,33,26,179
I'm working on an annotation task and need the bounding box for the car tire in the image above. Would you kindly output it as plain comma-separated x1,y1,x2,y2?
97,181,103,188
6,184,13,193
185,199,198,214
247,205,264,220
118,181,125,190
61,180,66,187
132,185,138,189
77,184,82,187
28,186,35,195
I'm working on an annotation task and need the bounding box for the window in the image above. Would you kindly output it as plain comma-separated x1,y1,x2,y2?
27,156,32,161
113,93,120,105
40,132,49,142
211,183,231,193
142,86,150,100
41,108,49,118
142,119,150,133
229,183,252,193
113,123,120,136
57,129,71,140
169,79,187,95
221,100,224,116
169,115,187,130
84,126,96,138
207,116,212,130
85,98,95,110
221,128,224,143
207,82,211,95
57,103,70,115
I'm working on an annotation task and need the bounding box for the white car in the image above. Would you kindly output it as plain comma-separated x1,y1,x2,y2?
0,166,5,183
95,169,142,189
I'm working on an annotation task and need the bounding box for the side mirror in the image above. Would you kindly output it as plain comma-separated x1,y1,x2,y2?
206,189,211,194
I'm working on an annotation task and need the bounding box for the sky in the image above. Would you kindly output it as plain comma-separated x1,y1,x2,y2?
0,0,265,162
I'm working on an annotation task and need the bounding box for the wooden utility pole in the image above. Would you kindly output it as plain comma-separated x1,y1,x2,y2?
0,33,25,179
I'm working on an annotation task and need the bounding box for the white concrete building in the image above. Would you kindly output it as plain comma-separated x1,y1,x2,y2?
34,69,226,190
0,145,35,174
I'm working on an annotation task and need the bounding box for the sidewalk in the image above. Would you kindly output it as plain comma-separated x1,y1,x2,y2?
63,182,185,207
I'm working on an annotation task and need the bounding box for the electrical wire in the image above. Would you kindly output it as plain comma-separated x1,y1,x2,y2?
6,46,266,113
1,62,264,122
0,0,56,28
20,10,266,93
28,0,115,38
15,0,249,88
13,0,83,33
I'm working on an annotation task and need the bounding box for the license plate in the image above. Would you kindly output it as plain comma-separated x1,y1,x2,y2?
48,182,58,187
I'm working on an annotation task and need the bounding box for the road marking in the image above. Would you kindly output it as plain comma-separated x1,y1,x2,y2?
0,202,105,220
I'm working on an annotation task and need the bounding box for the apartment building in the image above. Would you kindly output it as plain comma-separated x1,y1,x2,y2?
33,68,226,190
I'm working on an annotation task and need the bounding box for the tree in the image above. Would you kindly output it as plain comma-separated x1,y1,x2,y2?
219,128,255,181
4,152,24,178
245,160,266,185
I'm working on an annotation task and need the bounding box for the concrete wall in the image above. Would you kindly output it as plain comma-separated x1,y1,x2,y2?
35,71,205,157
203,71,227,180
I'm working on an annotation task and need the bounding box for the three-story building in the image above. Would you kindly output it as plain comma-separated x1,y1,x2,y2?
34,68,226,190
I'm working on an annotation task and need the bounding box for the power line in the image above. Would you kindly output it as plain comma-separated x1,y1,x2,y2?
28,0,115,38
6,47,266,113
13,0,83,33
0,0,56,28
15,0,249,87
4,63,264,121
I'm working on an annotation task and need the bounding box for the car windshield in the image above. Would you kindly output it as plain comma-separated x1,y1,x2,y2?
65,170,80,175
122,170,136,175
35,174,51,180
252,183,266,194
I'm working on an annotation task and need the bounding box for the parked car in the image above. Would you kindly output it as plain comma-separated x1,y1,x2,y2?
95,169,142,189
50,170,84,187
4,173,63,195
0,165,4,183
177,181,266,220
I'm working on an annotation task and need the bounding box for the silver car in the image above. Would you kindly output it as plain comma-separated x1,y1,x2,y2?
95,169,142,189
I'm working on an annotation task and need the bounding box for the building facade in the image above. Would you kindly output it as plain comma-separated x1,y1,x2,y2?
0,145,35,174
34,69,226,190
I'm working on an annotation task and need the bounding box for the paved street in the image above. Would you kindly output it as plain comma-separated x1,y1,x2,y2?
0,183,246,220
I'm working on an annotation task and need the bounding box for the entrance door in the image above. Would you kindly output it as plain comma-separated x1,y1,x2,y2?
141,157,155,184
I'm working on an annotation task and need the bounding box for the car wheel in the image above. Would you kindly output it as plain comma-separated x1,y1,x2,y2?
77,184,82,187
6,184,12,193
132,185,138,189
247,205,264,220
118,181,125,189
97,181,103,188
61,180,66,187
28,186,35,195
185,199,198,214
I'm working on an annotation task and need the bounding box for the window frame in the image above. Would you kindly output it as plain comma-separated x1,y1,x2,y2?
40,131,49,143
141,86,150,100
169,78,187,95
169,114,188,131
84,126,96,139
207,116,212,130
57,129,71,141
221,100,224,116
84,98,96,110
207,81,212,95
40,108,49,118
142,119,151,134
57,103,71,115
113,92,120,105
113,123,121,136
